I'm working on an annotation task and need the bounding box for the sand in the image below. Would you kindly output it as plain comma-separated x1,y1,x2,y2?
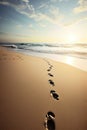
0,47,87,130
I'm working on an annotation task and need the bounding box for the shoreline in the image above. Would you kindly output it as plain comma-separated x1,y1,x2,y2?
1,46,87,72
0,47,87,130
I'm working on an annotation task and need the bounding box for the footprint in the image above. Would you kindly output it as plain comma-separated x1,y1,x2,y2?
50,90,59,100
44,111,56,130
17,55,23,60
48,79,55,86
48,73,53,77
45,59,53,72
47,68,51,71
49,66,52,68
49,66,53,70
50,90,56,93
50,65,53,68
47,111,55,118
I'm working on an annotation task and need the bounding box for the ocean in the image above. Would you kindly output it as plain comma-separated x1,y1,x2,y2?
0,43,87,71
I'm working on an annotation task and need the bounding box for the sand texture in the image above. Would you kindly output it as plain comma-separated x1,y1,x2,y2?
0,47,87,130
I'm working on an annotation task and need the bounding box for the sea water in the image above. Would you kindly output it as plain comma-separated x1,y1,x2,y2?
0,43,87,72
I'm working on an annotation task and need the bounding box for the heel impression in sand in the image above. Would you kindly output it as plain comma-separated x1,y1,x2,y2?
44,111,56,130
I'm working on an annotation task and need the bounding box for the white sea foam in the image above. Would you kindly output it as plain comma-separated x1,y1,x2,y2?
14,49,87,72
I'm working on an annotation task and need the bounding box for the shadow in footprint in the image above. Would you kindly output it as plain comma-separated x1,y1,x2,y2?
47,111,55,118
49,66,52,69
48,73,53,77
48,79,55,86
47,68,51,71
50,90,55,93
50,90,59,100
44,111,56,130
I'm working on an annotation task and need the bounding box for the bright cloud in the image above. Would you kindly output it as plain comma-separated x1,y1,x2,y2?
0,0,63,25
36,4,64,25
73,0,87,13
22,0,29,2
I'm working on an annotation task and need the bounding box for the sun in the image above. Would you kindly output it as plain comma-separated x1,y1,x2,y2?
66,33,78,43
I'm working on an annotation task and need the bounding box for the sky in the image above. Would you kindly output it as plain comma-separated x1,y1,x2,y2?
0,0,87,44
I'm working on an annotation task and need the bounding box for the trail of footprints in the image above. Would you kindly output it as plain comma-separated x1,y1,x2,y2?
46,59,59,101
44,59,60,130
0,54,23,61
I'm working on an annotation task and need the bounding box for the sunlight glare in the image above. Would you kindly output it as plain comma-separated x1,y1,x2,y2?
66,56,74,65
67,33,78,43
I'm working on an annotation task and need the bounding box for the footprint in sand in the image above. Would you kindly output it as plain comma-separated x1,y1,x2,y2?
17,55,23,60
44,111,56,130
49,66,52,69
45,59,53,72
50,90,59,100
48,73,54,77
47,67,52,71
43,59,51,66
47,68,51,71
48,79,55,86
50,65,53,68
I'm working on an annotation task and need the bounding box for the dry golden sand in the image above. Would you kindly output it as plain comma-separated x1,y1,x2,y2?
0,47,87,130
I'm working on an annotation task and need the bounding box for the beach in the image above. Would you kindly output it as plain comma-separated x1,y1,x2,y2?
0,47,87,130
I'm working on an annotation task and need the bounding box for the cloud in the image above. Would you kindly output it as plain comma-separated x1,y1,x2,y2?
0,31,11,36
49,5,59,17
50,0,70,2
0,31,30,38
38,3,49,9
16,24,23,28
23,3,64,25
22,0,29,2
0,0,35,15
28,24,33,28
73,0,87,13
38,23,47,28
59,0,69,1
0,0,64,26
14,33,30,37
63,16,87,27
36,3,64,25
0,1,10,6
50,0,58,2
32,12,63,26
0,32,9,35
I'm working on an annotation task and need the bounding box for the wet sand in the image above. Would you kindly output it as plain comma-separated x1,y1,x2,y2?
0,47,87,130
